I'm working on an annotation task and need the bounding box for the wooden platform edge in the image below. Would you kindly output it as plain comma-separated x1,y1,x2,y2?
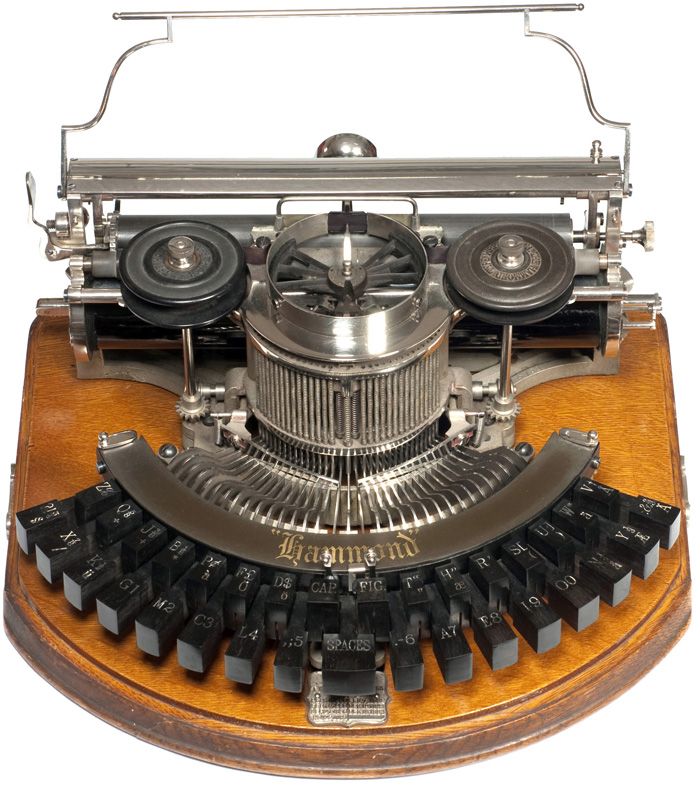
3,317,692,778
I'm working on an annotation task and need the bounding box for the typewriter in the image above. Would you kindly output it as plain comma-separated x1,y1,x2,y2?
4,3,690,777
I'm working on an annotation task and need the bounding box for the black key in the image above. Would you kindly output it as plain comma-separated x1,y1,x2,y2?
224,585,269,684
182,551,228,612
223,563,261,630
427,585,472,685
528,519,576,571
434,562,470,624
622,494,681,550
573,478,619,519
551,500,600,547
63,547,121,611
265,571,297,639
35,524,96,584
500,539,547,594
501,566,560,654
74,479,122,523
464,576,518,670
136,586,188,657
96,567,153,636
151,536,196,592
177,578,231,673
578,551,632,606
95,500,143,547
273,593,309,694
509,591,561,654
600,521,659,580
400,570,430,638
354,575,390,642
545,570,599,631
120,519,169,572
306,573,341,641
388,592,423,692
15,497,74,554
468,552,510,611
321,595,376,696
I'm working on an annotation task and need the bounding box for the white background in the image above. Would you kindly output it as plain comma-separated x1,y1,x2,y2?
1,0,698,788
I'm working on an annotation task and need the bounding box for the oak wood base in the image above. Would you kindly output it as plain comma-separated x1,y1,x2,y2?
4,317,691,777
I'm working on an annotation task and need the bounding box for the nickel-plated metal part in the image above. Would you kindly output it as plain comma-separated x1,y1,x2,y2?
98,428,597,573
66,158,624,200
114,5,584,21
317,133,378,159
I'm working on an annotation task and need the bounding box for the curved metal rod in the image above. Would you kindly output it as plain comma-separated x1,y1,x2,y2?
60,18,173,197
524,10,631,191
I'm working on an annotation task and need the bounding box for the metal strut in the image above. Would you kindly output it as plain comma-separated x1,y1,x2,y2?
58,4,631,196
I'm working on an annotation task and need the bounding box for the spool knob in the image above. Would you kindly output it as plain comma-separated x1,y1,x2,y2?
120,221,247,329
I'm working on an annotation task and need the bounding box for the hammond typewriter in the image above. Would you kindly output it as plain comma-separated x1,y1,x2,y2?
4,3,690,777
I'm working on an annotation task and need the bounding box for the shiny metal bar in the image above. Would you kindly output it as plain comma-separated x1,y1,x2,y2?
114,5,584,21
498,325,513,400
67,157,622,199
182,328,197,398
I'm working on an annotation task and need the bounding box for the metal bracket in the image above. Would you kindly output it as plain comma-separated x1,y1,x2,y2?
54,4,632,198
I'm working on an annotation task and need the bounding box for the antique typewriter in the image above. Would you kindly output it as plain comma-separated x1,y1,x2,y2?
4,3,690,777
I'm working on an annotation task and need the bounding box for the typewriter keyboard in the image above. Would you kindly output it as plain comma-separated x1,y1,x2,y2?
15,470,680,698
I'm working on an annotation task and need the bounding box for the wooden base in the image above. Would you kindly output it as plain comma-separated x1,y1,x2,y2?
4,317,691,777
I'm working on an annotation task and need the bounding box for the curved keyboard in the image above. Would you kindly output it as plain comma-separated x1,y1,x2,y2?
14,428,680,700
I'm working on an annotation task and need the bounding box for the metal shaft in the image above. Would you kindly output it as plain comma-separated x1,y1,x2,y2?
114,5,584,21
182,328,197,398
498,324,513,400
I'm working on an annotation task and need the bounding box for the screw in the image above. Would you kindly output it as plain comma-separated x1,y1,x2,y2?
320,549,333,572
158,443,178,461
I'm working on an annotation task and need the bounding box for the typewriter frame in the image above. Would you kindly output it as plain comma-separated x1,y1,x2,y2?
4,2,691,778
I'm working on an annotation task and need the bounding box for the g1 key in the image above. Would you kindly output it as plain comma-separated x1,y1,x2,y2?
96,567,154,636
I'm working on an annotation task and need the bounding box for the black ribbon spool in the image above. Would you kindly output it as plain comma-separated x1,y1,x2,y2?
120,221,246,329
445,221,576,326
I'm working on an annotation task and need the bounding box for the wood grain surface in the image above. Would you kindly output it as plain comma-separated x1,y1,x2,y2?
3,316,691,777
